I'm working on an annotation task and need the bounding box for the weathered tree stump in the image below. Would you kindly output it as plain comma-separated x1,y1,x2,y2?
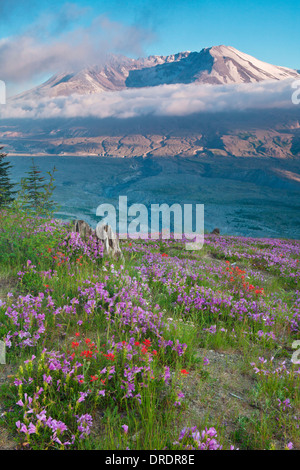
73,219,95,238
71,219,124,260
95,223,124,261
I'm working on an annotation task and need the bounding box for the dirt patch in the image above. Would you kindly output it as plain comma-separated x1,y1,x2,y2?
180,349,258,440
0,425,16,450
0,276,15,301
0,365,17,450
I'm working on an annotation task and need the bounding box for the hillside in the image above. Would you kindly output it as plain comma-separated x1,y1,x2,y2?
1,108,300,158
0,211,299,450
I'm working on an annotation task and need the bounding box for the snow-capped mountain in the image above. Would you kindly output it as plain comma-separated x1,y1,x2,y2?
13,45,300,100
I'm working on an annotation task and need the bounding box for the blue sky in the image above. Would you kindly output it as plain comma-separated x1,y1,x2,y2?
1,0,300,94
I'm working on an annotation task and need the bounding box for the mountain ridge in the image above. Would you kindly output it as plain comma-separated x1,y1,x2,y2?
1,108,300,159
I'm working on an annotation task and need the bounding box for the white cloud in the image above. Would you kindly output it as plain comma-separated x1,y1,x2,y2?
0,6,155,87
0,79,297,120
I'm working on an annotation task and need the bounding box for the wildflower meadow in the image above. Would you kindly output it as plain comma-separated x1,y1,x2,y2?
0,208,299,450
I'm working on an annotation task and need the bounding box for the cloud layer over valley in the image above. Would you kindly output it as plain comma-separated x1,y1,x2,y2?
1,79,299,120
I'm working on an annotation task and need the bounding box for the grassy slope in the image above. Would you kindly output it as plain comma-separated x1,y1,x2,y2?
0,209,299,450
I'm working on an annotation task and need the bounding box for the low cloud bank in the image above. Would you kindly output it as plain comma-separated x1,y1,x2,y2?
0,79,298,120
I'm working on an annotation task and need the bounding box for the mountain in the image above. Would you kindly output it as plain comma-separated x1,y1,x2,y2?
4,46,300,160
13,45,300,100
